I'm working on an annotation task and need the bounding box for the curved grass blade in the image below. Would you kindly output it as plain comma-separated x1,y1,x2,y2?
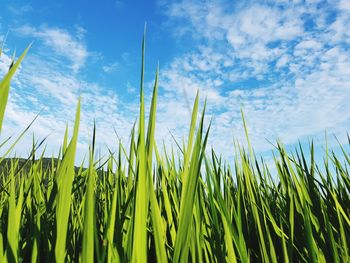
0,44,31,132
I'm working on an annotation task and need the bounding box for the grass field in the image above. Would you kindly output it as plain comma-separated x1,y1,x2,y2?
0,38,349,262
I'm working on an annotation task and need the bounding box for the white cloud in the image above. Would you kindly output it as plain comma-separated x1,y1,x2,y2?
338,0,350,12
276,54,289,68
0,45,136,164
2,1,350,168
0,49,12,74
115,1,126,9
102,62,119,73
126,81,136,94
16,25,89,72
7,4,33,16
156,0,350,160
295,39,323,50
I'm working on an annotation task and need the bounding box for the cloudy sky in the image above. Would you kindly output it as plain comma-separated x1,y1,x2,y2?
0,0,350,165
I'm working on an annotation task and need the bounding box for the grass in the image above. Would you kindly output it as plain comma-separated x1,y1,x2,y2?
0,35,349,262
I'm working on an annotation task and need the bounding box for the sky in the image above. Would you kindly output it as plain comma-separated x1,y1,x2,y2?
0,0,350,167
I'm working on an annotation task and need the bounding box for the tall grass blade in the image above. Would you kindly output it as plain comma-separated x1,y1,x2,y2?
0,45,31,132
132,25,149,263
55,99,80,263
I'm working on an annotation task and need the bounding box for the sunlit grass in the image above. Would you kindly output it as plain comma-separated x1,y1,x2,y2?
0,36,349,262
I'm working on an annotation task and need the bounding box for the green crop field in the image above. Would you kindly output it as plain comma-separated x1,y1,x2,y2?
0,36,349,262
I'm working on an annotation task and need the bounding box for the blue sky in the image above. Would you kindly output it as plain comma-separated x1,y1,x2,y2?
1,0,350,166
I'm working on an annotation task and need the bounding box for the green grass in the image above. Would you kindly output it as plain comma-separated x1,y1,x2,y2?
0,37,349,262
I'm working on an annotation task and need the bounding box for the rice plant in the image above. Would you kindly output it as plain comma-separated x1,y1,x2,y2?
0,35,349,263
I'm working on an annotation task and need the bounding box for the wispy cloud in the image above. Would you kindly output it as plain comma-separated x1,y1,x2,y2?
126,81,136,94
102,61,119,73
7,4,33,16
0,49,12,74
114,1,126,9
16,25,89,72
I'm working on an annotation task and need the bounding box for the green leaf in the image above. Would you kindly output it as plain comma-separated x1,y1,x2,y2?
0,44,31,132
